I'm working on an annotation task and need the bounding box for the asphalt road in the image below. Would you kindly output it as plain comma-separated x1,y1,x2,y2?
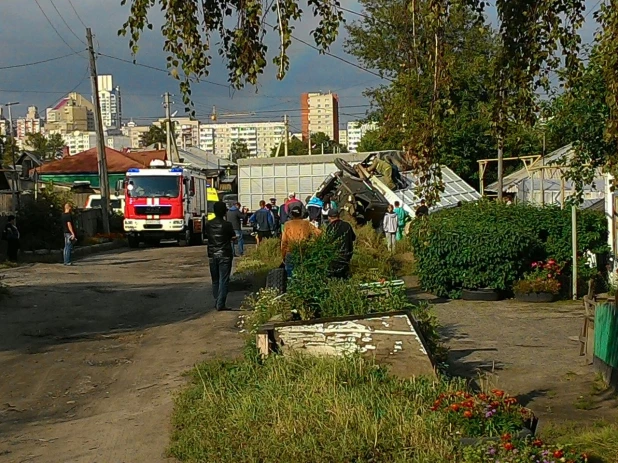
0,244,247,463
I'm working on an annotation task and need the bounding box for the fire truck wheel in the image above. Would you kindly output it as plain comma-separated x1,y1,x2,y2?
182,229,192,246
265,268,287,294
128,235,140,249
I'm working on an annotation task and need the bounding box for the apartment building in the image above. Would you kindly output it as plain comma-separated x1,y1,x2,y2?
122,121,151,148
339,129,348,150
155,117,201,149
16,106,43,147
199,121,286,159
347,121,379,153
64,131,96,155
98,75,122,130
301,91,339,143
46,92,95,134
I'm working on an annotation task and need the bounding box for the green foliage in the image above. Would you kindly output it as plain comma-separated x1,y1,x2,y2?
0,134,18,168
410,201,609,298
140,125,168,147
462,439,588,463
270,136,304,157
235,237,281,276
230,140,251,162
356,129,403,153
25,133,66,160
240,287,293,337
170,354,467,463
17,188,73,251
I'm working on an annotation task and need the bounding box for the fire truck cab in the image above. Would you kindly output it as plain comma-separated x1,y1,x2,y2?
122,160,213,248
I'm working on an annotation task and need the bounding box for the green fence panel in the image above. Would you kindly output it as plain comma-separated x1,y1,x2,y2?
594,302,618,369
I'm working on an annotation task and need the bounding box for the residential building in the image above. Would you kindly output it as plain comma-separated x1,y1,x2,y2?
339,129,348,150
0,108,8,137
122,121,151,148
64,131,96,155
97,75,122,130
46,92,95,134
16,106,43,146
155,117,200,149
347,121,379,153
198,121,286,158
301,91,339,143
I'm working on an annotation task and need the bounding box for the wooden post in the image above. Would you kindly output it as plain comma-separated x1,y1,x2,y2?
256,328,270,358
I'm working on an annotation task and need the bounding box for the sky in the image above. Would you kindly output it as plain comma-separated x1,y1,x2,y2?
0,0,603,133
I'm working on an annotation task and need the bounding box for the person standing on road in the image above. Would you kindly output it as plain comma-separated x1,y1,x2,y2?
62,203,76,266
280,192,306,230
2,215,20,262
307,194,324,227
269,198,281,237
205,201,237,311
394,201,409,241
281,204,321,277
226,202,244,257
249,200,274,246
383,204,398,251
326,209,356,278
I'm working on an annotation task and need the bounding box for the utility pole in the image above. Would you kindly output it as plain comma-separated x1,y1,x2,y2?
86,28,110,233
497,88,504,202
4,101,20,212
163,92,174,163
284,114,289,157
307,129,312,156
540,131,546,206
572,205,578,300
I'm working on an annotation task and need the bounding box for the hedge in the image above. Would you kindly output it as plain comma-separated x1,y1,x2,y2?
409,201,609,298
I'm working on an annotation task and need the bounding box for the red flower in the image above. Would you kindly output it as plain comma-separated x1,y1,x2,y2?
430,405,438,411
503,442,515,451
490,401,500,408
501,433,512,442
462,400,475,409
477,393,488,401
463,410,473,418
450,404,460,412
491,389,505,397
553,450,564,458
504,397,518,405
532,439,543,447
464,393,472,399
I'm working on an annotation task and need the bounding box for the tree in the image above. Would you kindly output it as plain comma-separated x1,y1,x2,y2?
356,129,403,153
230,140,251,163
124,0,584,201
270,136,306,157
24,133,66,160
0,135,18,168
141,125,167,147
309,132,347,155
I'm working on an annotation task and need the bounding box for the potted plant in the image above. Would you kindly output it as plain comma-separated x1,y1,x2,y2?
461,438,590,462
429,389,538,445
513,260,562,303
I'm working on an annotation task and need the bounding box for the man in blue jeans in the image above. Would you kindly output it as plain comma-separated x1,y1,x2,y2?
61,203,76,266
226,202,244,256
205,201,237,311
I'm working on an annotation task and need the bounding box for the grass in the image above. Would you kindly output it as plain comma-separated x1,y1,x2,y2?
235,237,281,276
542,421,618,463
169,354,465,463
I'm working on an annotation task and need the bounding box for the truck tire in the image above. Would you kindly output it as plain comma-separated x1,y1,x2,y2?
265,268,287,294
181,228,191,246
128,235,140,249
335,158,359,178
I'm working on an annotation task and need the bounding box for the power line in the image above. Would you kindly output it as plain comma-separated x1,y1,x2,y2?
67,0,88,28
0,50,86,70
42,64,90,109
584,0,603,19
95,52,230,89
34,0,84,56
49,0,87,45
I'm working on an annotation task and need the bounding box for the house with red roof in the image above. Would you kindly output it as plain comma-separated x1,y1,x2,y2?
34,147,166,188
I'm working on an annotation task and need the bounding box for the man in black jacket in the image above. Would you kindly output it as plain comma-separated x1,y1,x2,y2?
205,201,237,311
326,209,356,279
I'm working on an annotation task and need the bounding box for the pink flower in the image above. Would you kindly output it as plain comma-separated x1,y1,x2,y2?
547,274,552,278
531,262,538,268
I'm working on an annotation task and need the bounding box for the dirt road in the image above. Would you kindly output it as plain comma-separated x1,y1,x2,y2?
0,245,247,463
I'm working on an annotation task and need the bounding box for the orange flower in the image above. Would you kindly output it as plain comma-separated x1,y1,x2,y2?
504,397,518,405
463,410,473,419
532,439,543,447
462,400,475,409
477,393,488,401
553,450,564,459
501,433,512,442
491,389,505,397
503,442,514,451
450,404,460,412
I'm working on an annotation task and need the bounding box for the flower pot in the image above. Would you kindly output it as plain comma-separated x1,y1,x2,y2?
462,288,502,301
514,291,557,303
459,415,539,447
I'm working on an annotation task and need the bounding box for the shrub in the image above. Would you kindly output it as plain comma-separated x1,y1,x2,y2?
169,354,466,462
513,259,562,295
410,201,608,298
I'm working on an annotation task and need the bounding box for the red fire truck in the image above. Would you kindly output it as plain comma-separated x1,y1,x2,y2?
121,160,216,248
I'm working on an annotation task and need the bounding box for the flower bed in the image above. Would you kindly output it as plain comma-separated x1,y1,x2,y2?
513,259,562,301
462,438,589,462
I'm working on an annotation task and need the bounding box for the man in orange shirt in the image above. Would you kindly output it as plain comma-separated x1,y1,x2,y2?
281,204,321,277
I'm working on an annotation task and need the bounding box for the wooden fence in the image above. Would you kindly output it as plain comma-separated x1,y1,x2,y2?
0,191,96,215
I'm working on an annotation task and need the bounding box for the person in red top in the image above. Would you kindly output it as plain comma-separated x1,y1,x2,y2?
279,192,306,231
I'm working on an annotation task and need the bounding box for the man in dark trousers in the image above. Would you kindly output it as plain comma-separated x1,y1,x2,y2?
61,203,76,266
205,201,237,311
226,202,244,256
2,215,20,262
326,209,356,279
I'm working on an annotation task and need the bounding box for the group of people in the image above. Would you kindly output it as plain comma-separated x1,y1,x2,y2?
205,193,357,311
382,199,429,251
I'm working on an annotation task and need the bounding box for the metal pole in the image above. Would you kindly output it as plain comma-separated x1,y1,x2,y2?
163,92,172,162
284,114,289,157
308,129,311,155
540,133,545,206
560,176,565,210
86,28,110,233
497,89,504,201
4,102,19,212
572,205,578,300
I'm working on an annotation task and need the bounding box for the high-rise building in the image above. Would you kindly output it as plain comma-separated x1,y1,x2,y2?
46,92,95,134
64,131,97,155
97,75,122,130
0,107,8,137
301,92,339,143
199,121,286,159
339,129,348,150
347,121,379,153
16,106,43,143
122,121,151,148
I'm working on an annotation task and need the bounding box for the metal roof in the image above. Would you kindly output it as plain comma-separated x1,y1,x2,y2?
394,166,481,212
